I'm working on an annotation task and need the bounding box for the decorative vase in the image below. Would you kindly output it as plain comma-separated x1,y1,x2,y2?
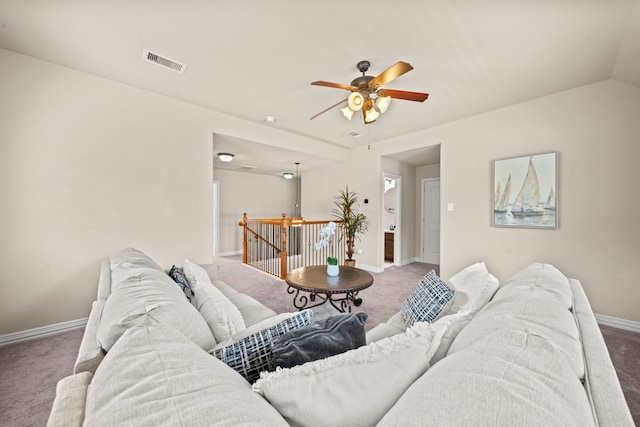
327,264,339,277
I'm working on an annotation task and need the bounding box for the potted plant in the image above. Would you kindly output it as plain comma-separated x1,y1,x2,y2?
332,186,369,266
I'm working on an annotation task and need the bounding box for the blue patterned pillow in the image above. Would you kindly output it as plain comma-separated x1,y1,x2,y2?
168,265,193,302
401,270,455,326
212,309,313,383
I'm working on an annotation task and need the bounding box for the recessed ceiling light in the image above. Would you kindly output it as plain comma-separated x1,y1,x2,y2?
265,116,276,123
217,152,234,162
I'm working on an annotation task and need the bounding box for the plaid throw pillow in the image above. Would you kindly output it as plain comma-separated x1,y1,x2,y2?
401,270,455,327
212,309,313,383
168,265,194,302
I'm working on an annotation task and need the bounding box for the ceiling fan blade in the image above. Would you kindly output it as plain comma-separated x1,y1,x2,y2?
310,98,348,120
311,81,358,91
377,88,429,102
368,61,414,89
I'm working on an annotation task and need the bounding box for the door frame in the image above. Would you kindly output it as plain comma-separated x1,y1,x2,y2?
213,180,220,256
383,172,402,267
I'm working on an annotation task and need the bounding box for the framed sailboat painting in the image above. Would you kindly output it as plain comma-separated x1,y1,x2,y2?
492,152,558,229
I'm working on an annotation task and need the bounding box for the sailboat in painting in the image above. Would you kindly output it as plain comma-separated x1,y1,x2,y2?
544,187,556,210
512,157,545,216
494,174,511,213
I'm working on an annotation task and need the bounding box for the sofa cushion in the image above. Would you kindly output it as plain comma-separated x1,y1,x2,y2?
191,278,246,343
448,263,585,380
110,247,163,276
401,270,455,326
97,249,215,352
84,324,288,427
365,312,407,344
429,310,474,365
270,312,368,370
226,292,278,327
168,265,193,302
252,321,448,427
447,262,499,314
378,329,596,427
46,372,92,427
448,292,585,379
212,310,313,383
497,262,573,309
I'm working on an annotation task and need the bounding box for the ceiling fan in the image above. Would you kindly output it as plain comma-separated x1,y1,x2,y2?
310,60,429,124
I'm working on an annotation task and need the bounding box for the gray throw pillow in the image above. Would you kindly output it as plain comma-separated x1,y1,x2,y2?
270,312,368,370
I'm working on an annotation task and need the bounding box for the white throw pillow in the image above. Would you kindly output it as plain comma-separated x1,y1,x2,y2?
252,321,448,427
447,262,499,314
189,272,246,343
183,259,214,290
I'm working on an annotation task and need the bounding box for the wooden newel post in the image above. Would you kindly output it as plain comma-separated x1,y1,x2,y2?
280,213,288,279
239,212,248,264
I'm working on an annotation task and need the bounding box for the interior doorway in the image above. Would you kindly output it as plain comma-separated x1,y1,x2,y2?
213,180,220,256
421,178,440,264
383,173,401,268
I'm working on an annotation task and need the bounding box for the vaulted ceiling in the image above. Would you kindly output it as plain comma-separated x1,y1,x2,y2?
1,0,639,174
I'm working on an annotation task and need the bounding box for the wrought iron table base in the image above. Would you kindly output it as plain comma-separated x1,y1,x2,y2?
287,286,363,313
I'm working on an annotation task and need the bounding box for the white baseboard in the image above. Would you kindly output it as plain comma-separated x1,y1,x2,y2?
595,314,640,333
217,250,242,257
0,318,88,346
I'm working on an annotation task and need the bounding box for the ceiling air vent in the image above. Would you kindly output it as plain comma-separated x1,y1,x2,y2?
347,131,362,138
142,49,187,75
239,165,258,171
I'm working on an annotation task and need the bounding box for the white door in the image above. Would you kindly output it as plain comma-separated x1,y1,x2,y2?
422,178,440,264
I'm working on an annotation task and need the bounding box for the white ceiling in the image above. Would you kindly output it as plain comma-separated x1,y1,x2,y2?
1,0,639,176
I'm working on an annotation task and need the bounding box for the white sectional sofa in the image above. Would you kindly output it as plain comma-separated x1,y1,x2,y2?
47,248,634,427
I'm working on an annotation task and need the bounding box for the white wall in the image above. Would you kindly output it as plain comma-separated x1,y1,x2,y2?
301,147,381,268
0,50,215,334
437,80,640,323
2,44,638,333
212,168,297,254
304,80,640,323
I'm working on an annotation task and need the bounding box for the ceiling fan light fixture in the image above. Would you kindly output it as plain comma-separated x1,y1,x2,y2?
347,91,364,111
341,106,355,120
375,95,391,113
364,106,380,124
217,152,234,162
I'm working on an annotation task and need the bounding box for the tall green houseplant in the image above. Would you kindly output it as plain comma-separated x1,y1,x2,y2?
332,186,369,263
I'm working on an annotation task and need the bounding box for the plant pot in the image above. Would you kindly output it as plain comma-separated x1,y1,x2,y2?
327,264,339,276
344,259,356,267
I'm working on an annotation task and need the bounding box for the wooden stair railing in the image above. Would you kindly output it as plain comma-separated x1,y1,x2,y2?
239,213,345,279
